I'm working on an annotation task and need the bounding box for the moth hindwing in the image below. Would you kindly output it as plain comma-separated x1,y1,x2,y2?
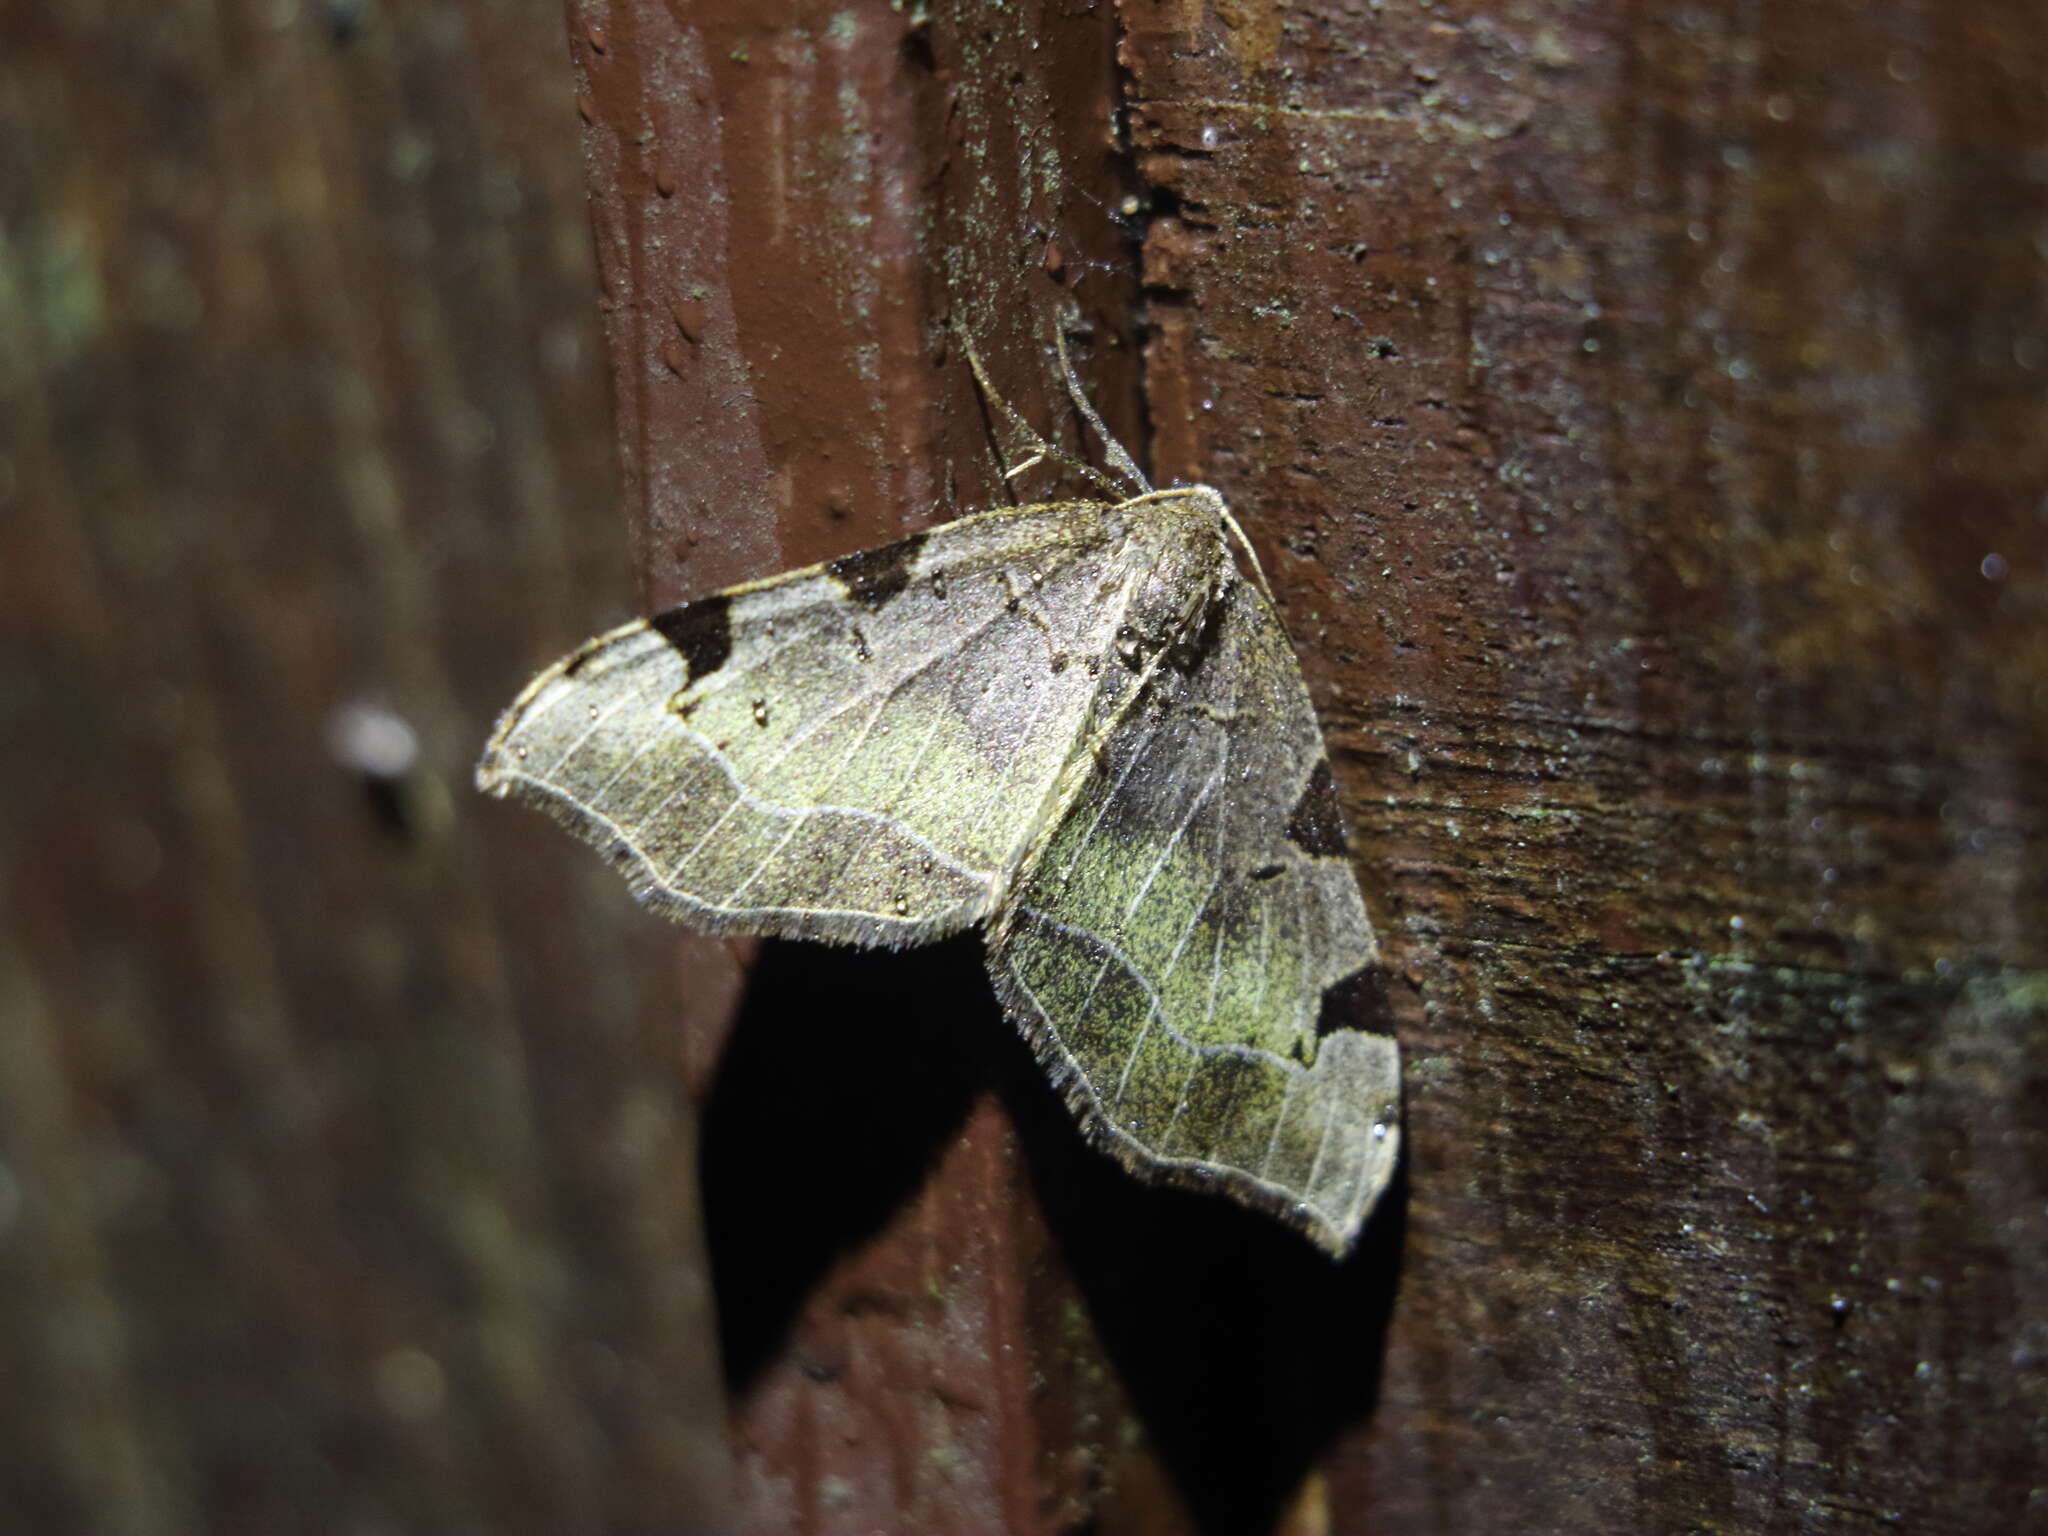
478,481,1400,1255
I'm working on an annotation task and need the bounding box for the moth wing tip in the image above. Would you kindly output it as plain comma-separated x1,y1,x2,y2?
1296,1153,1396,1259
1303,1213,1361,1259
472,740,515,795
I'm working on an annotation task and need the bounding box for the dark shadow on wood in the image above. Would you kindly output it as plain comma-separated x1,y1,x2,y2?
699,935,998,1392
704,935,1405,1525
1001,1010,1407,1536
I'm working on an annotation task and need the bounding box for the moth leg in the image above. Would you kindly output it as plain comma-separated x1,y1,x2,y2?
1053,327,1152,499
956,320,1124,499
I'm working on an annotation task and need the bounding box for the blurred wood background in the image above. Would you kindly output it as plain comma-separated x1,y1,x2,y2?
3,1,2042,1534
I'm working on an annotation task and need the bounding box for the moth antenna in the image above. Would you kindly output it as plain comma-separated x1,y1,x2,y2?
1125,482,1280,608
1053,327,1153,498
956,321,1121,499
955,325,1050,482
1219,500,1278,606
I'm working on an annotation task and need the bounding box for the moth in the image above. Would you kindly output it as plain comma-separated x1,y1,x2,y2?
477,334,1400,1256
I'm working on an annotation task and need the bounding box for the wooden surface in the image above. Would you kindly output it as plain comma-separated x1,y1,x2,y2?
5,0,2043,1533
577,0,2047,1532
0,2,732,1531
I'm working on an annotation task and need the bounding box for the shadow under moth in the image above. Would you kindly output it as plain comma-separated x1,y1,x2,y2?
477,336,1400,1256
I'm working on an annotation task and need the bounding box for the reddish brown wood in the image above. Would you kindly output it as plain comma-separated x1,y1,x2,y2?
568,3,1202,1528
7,0,2041,1532
1145,2,2047,1529
1116,3,2046,1527
0,2,731,1531
577,1,2047,1532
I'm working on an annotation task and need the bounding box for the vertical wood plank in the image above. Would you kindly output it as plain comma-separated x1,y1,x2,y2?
584,0,2043,1531
1122,0,2047,1530
9,0,2040,1531
0,2,733,1530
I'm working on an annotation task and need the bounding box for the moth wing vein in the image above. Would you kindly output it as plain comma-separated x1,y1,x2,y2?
1014,906,1325,1077
1054,715,1165,887
1156,873,1222,984
486,619,659,749
735,592,1025,782
1003,919,1359,1234
1155,1063,1202,1153
1301,1092,1339,1202
1110,1014,1156,1108
957,662,1085,853
1205,917,1227,1030
1120,737,1229,923
660,717,990,901
580,727,669,812
720,679,903,907
493,768,668,887
1259,1070,1304,1179
816,703,957,912
624,779,692,851
492,767,979,930
539,689,641,781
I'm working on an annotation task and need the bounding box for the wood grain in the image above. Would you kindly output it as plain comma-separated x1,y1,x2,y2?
1119,3,2046,1525
7,0,2041,1532
0,2,732,1530
578,1,2044,1531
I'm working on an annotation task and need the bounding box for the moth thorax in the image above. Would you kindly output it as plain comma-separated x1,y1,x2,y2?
1123,516,1218,651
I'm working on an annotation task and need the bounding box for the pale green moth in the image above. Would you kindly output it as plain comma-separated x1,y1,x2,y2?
477,336,1400,1255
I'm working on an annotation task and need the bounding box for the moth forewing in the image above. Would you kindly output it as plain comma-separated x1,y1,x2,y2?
479,466,1400,1255
479,499,1124,945
985,555,1397,1255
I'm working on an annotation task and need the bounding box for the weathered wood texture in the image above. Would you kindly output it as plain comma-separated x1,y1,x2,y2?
0,2,733,1532
576,0,2048,1533
1124,1,2048,1530
6,0,2042,1532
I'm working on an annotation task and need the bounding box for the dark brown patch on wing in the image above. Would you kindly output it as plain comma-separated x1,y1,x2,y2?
651,592,735,683
559,635,606,678
829,530,928,612
1285,759,1350,859
1312,968,1396,1040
